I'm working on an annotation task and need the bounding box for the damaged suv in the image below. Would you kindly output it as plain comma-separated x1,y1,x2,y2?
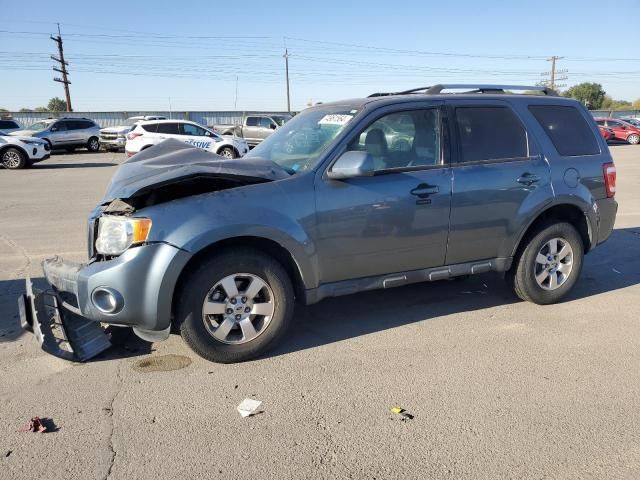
20,84,617,363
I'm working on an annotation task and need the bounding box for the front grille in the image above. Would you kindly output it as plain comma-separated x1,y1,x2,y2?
100,133,119,141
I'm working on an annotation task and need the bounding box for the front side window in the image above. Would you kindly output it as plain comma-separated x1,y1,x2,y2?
181,123,206,136
529,105,599,156
455,106,528,163
245,105,359,174
259,117,274,129
52,121,68,131
607,120,622,128
345,109,441,171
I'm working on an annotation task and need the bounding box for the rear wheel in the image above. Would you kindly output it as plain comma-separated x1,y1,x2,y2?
627,133,640,145
507,222,583,304
218,146,236,159
1,147,27,169
87,137,100,152
177,249,295,363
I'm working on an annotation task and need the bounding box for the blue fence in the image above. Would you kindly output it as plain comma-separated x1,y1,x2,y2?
1,111,292,128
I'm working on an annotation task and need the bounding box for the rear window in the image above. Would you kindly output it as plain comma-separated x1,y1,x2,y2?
529,105,599,156
455,107,528,163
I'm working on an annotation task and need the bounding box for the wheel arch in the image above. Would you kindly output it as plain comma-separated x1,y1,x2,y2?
217,145,238,157
0,144,29,159
511,203,592,259
171,235,307,324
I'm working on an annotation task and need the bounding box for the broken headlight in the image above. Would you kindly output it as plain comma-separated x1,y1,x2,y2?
95,216,152,256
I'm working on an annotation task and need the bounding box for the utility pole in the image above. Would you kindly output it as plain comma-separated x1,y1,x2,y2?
283,48,291,114
50,23,72,112
541,56,567,91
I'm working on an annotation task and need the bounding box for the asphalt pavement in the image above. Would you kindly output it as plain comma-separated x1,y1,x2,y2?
1,145,639,479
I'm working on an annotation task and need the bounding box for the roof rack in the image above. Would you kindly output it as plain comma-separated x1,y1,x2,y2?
369,84,559,98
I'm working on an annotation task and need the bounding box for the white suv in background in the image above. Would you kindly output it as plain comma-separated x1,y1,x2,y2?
125,120,249,159
0,130,51,169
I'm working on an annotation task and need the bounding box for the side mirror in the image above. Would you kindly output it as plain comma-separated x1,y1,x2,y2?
327,150,375,180
270,123,277,130
50,127,58,132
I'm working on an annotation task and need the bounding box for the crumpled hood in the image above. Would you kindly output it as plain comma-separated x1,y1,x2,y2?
102,138,289,202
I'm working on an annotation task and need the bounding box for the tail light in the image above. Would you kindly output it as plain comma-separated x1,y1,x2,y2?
603,162,616,198
127,131,142,140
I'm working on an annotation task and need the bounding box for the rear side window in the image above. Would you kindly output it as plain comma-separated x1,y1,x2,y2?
140,123,158,133
455,107,528,162
246,117,259,127
529,105,599,156
0,120,18,129
156,123,180,134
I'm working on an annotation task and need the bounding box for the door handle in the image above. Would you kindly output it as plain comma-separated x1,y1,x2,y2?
410,183,439,198
517,173,540,186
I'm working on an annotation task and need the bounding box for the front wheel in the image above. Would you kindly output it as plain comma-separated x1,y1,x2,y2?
177,249,295,363
87,137,100,152
507,222,584,305
627,133,640,145
218,146,236,159
1,147,27,169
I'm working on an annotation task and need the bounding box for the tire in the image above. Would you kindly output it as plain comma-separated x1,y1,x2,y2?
507,222,583,305
87,136,100,152
218,146,236,159
1,147,27,169
176,248,295,363
627,133,640,145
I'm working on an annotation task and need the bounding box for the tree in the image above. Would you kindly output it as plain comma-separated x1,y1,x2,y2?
46,97,67,112
0,108,7,112
33,107,49,112
563,82,606,110
601,96,632,111
18,108,32,112
633,98,640,109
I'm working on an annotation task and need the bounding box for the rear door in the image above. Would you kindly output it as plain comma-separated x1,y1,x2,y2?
445,100,551,264
155,122,181,142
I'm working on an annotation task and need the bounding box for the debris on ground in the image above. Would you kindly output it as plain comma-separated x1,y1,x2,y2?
390,406,414,421
17,417,48,433
5,450,12,458
237,398,263,418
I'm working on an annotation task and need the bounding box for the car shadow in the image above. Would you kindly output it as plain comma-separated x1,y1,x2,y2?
1,228,638,361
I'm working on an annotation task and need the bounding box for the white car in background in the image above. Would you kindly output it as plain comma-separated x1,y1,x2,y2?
100,115,167,151
0,119,23,134
0,130,51,169
125,120,249,159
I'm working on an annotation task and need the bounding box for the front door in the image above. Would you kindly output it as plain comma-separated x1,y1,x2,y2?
445,100,552,264
314,105,452,283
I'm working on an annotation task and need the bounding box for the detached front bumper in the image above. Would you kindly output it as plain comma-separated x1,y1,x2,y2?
19,243,191,360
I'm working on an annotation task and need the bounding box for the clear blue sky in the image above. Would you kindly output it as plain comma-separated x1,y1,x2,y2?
1,0,639,112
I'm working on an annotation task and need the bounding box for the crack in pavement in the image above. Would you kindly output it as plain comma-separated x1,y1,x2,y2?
0,233,32,280
103,362,124,480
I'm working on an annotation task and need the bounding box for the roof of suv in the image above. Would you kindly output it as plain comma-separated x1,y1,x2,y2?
315,84,580,110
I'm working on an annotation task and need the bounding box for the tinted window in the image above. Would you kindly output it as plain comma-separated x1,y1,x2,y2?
52,121,68,131
346,109,441,171
0,120,18,129
81,120,96,129
156,123,180,134
529,105,599,156
141,123,158,133
181,123,207,136
66,120,83,130
245,117,259,127
608,120,622,128
455,107,528,162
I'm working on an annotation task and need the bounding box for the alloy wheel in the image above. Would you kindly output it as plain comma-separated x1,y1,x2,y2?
2,150,22,168
534,237,574,291
201,273,275,344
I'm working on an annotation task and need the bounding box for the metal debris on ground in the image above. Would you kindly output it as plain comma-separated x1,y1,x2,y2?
237,398,263,418
390,406,414,421
17,417,48,433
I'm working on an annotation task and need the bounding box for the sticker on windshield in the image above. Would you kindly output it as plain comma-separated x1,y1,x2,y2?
319,114,353,126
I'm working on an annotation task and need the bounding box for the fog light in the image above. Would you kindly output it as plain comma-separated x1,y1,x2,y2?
91,287,124,314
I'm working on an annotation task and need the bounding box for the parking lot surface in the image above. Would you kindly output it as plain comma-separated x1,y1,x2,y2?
1,146,639,479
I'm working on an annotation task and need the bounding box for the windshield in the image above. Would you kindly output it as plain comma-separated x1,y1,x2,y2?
246,106,359,174
26,121,50,131
271,115,291,127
